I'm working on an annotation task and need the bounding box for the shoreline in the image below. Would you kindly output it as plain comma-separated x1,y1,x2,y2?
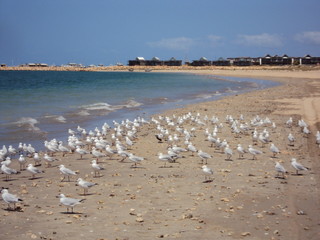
1,69,320,239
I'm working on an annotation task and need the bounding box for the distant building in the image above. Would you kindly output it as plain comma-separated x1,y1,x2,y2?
164,57,182,66
259,54,294,65
212,57,230,66
128,57,182,66
228,57,253,66
128,57,146,66
299,54,320,65
190,57,212,66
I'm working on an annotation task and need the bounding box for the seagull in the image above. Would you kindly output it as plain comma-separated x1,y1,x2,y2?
1,189,23,210
91,147,106,162
197,150,212,164
275,162,287,179
26,164,43,179
286,117,293,127
258,133,269,147
33,152,41,166
76,178,97,195
18,154,26,171
287,133,295,146
44,153,58,167
57,193,85,213
270,143,280,158
75,146,89,159
158,152,173,167
202,165,213,181
58,141,70,157
248,145,263,160
236,144,246,159
1,162,18,181
105,145,117,159
128,153,144,168
59,165,77,182
91,160,104,177
187,143,197,156
291,158,309,175
224,144,233,160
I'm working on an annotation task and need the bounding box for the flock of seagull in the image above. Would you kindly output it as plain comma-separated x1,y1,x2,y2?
0,112,316,213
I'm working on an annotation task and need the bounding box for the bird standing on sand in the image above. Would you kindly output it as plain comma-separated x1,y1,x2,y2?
248,145,263,160
1,162,18,181
59,164,77,182
1,188,23,210
291,158,309,175
275,162,287,179
128,153,144,168
18,154,26,171
287,133,295,146
44,153,58,167
57,193,84,213
26,163,43,179
270,143,280,158
202,165,213,181
75,146,89,159
197,150,212,164
91,160,104,177
236,144,246,159
76,178,97,195
158,152,173,167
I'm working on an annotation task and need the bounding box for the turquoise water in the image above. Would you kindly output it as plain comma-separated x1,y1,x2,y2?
0,70,278,150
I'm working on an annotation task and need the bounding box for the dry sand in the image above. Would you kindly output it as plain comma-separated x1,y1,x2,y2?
1,69,320,240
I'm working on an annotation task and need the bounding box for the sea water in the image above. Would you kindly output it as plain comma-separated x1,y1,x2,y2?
0,70,278,150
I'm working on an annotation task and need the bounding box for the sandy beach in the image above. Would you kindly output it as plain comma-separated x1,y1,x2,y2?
1,68,320,240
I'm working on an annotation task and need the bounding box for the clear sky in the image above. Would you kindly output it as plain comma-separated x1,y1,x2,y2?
1,0,319,66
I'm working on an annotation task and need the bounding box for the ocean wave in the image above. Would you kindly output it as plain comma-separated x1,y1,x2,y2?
44,115,67,123
118,99,143,108
81,102,115,111
13,117,43,132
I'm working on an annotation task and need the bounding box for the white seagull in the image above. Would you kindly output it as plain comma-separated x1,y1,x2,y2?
18,154,26,171
275,162,287,179
44,153,58,167
75,146,89,159
76,178,97,195
202,165,213,181
270,143,280,157
26,163,43,179
91,160,104,177
59,164,77,182
197,150,212,164
1,188,23,210
291,158,309,175
1,162,18,181
57,193,84,213
248,145,263,160
158,153,173,168
236,144,246,159
128,153,144,168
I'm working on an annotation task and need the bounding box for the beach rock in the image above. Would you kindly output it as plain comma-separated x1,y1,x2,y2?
241,232,251,236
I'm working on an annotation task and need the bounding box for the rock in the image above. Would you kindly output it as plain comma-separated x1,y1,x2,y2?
241,232,251,236
136,217,144,222
182,213,193,219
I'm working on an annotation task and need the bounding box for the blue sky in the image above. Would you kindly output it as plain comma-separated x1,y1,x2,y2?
1,0,319,66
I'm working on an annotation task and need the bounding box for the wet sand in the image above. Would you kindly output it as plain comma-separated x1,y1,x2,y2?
1,69,320,240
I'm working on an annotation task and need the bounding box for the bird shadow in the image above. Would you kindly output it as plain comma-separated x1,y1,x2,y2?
28,176,44,180
78,193,94,196
130,166,146,169
3,206,24,212
60,211,83,215
202,179,213,183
